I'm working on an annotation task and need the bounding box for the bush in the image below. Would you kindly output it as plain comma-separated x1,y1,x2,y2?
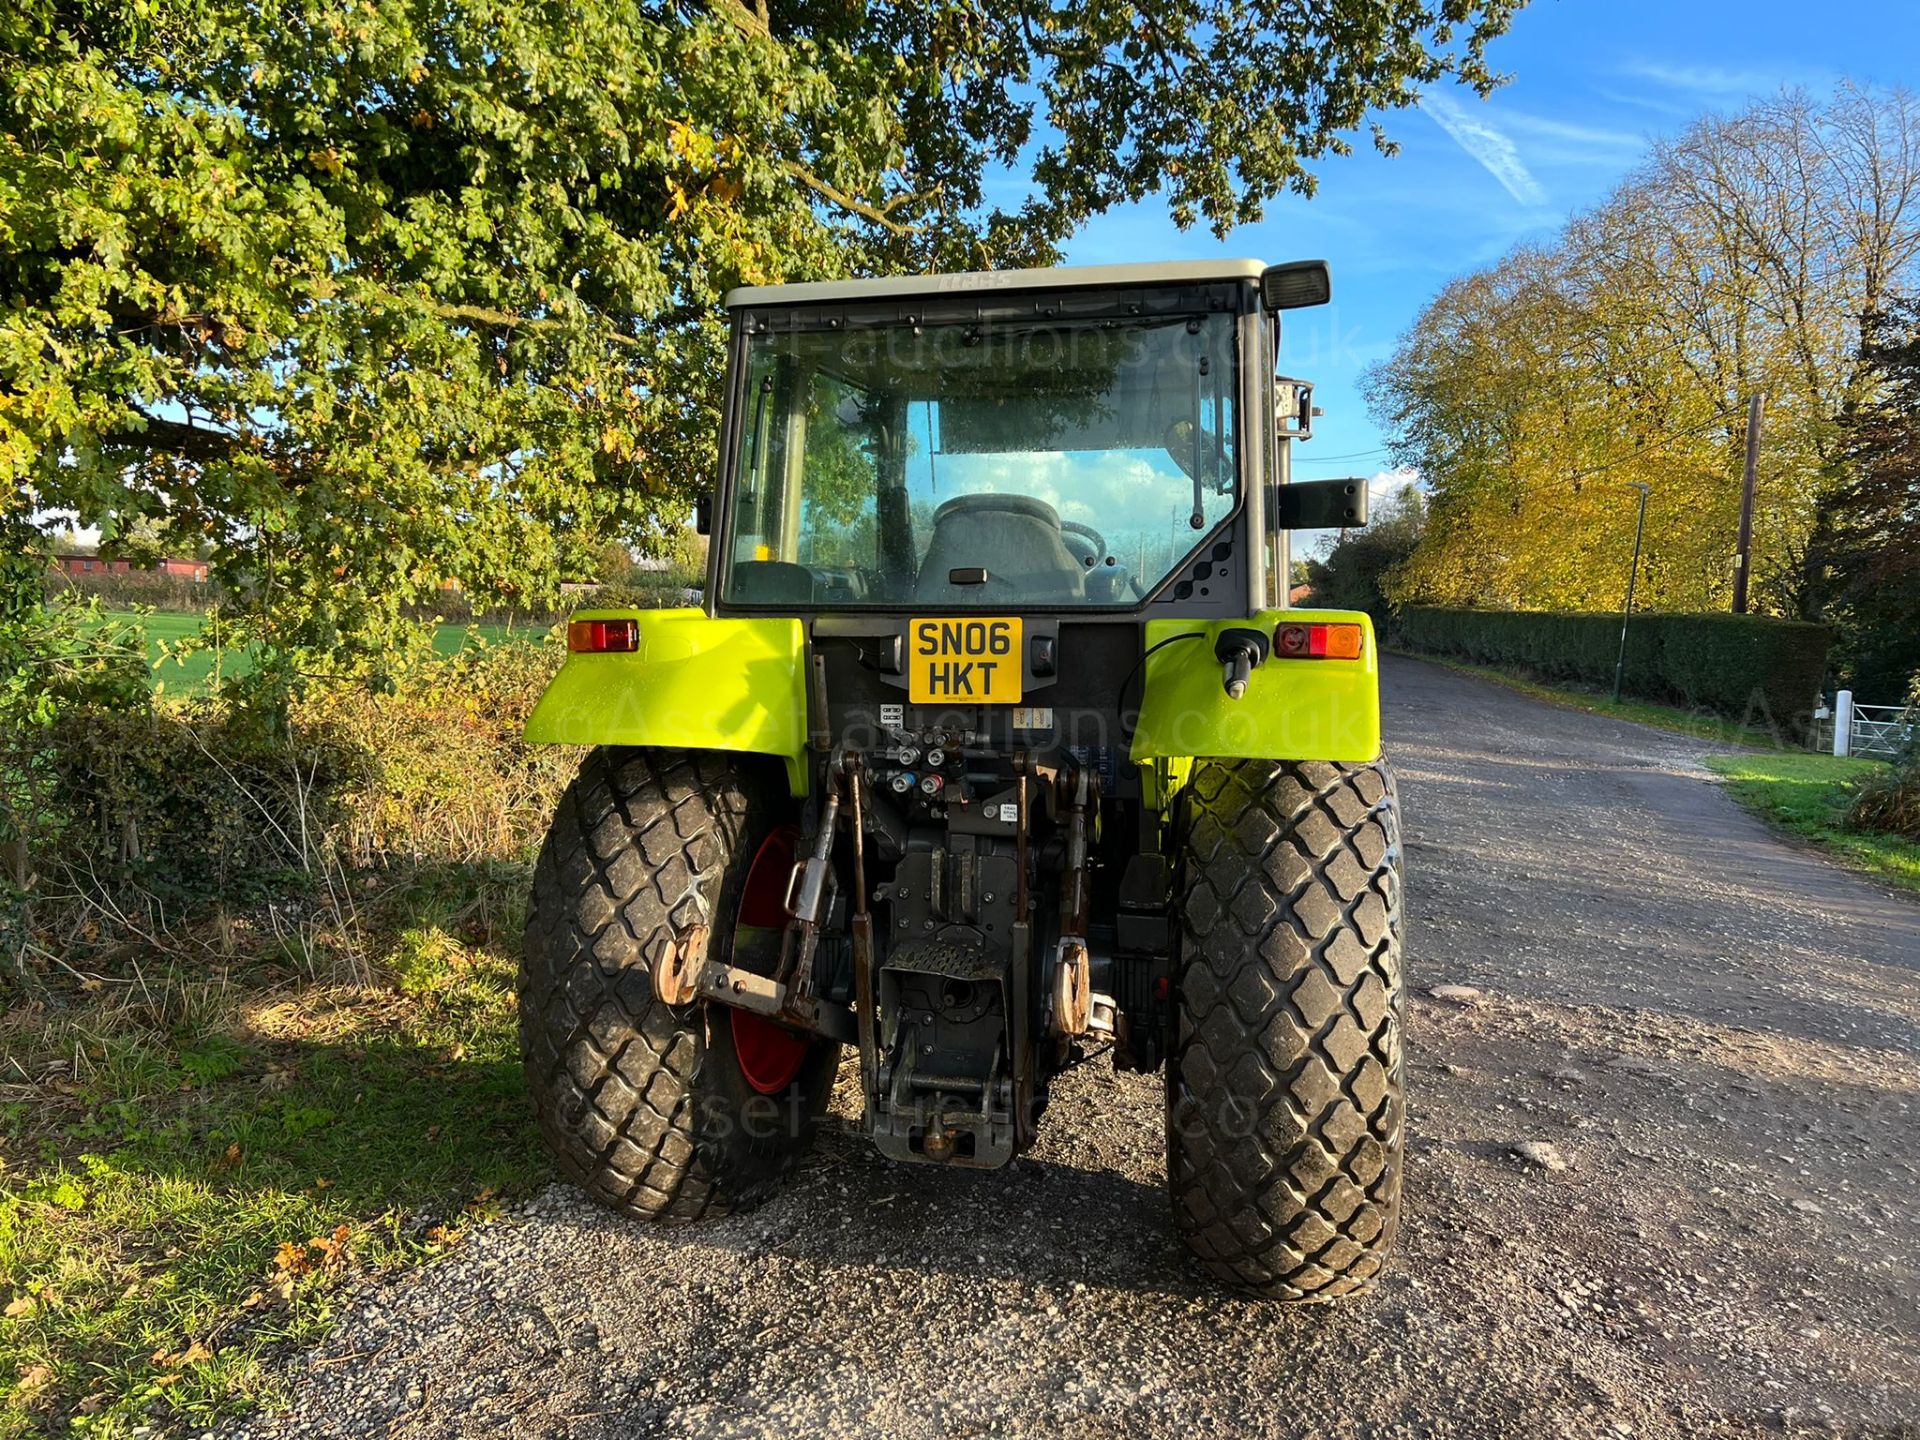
301,639,573,867
1850,678,1920,839
42,568,216,613
1850,756,1920,840
7,636,573,960
1397,607,1832,741
1303,483,1425,625
28,702,363,906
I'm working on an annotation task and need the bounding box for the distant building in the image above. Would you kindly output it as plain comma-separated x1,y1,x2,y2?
1288,582,1316,606
55,551,209,583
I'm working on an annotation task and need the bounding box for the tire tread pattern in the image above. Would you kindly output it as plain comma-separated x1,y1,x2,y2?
1168,758,1405,1300
520,747,796,1222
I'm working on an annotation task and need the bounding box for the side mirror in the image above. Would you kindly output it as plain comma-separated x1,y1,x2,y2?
1260,260,1331,311
1272,477,1368,530
694,491,713,536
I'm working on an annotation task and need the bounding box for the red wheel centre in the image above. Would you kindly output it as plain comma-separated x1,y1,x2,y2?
729,828,811,1095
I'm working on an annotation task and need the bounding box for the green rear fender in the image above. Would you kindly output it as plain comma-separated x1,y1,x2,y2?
526,607,1379,801
524,609,809,793
1130,610,1382,781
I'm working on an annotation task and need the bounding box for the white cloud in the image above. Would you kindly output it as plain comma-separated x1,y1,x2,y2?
1366,467,1421,510
1419,92,1549,207
1592,85,1696,118
1620,60,1789,96
1494,111,1648,167
1498,113,1642,149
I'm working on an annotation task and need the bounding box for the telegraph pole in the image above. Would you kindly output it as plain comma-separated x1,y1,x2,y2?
1731,392,1764,614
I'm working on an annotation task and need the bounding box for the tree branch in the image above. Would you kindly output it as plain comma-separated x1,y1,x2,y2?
710,0,768,41
781,161,917,236
433,303,642,350
105,407,243,462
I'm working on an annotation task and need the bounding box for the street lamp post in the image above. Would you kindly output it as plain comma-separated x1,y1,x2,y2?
1612,481,1650,703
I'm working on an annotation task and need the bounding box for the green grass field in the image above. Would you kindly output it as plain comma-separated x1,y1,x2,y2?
96,609,542,694
1703,751,1920,896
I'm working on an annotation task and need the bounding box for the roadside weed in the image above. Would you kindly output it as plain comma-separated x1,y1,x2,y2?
0,874,546,1437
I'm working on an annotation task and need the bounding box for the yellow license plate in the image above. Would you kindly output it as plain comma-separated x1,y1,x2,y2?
908,617,1023,704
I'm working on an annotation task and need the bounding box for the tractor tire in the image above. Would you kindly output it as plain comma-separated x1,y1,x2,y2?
520,747,838,1222
1166,758,1404,1301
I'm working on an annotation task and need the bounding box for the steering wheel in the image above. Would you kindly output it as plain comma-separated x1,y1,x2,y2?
1060,519,1109,566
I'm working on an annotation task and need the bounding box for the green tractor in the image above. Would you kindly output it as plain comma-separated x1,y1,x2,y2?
518,258,1403,1301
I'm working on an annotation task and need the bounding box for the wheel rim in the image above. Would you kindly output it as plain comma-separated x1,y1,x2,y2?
729,827,811,1095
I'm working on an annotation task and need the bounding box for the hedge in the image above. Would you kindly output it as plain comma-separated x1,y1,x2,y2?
1396,607,1832,741
4,639,572,950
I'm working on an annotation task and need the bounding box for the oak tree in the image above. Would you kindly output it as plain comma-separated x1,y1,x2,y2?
1,0,1523,685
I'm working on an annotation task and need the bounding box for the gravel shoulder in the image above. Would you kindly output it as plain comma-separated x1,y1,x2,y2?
228,655,1920,1440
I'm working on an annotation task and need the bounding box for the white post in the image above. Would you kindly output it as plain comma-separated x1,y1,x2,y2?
1834,690,1853,758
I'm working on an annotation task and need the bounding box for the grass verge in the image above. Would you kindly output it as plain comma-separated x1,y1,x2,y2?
89,610,543,696
0,865,548,1438
1389,649,1790,750
1703,752,1920,897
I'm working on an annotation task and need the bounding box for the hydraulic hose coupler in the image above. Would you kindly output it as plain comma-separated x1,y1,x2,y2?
1213,627,1271,700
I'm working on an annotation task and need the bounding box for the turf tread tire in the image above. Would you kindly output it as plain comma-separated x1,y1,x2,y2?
1168,758,1405,1300
520,747,832,1222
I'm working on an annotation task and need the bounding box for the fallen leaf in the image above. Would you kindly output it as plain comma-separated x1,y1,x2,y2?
77,1394,108,1414
3,1296,32,1318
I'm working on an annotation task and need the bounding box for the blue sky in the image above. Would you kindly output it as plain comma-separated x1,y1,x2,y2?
1061,0,1920,511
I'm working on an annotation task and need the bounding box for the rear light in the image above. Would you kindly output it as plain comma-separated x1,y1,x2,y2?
567,618,639,653
1273,622,1364,660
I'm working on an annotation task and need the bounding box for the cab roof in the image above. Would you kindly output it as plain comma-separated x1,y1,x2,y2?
723,259,1267,310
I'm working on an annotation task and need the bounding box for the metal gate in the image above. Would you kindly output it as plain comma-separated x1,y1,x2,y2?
1823,691,1918,760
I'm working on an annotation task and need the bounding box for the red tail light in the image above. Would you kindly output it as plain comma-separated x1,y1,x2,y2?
1273,622,1364,660
567,619,639,653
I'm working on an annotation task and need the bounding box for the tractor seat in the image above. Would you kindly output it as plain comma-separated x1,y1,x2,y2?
913,493,1088,605
729,559,819,605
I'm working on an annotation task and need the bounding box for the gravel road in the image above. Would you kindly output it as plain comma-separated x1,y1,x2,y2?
231,656,1920,1440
